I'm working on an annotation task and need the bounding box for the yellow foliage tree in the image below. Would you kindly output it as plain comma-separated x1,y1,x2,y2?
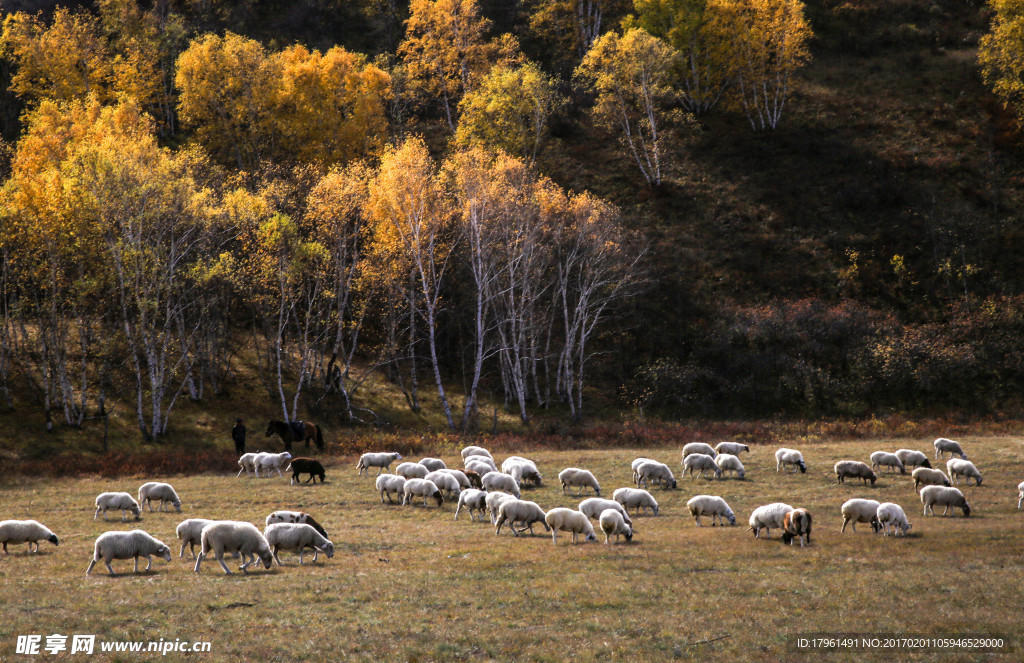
455,62,562,163
980,0,1024,125
527,0,631,66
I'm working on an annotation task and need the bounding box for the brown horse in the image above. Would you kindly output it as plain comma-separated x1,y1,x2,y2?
266,420,324,453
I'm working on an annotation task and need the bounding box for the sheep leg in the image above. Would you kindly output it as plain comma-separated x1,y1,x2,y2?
942,505,949,516
272,545,283,567
104,560,116,575
298,549,305,565
215,553,234,574
133,556,139,573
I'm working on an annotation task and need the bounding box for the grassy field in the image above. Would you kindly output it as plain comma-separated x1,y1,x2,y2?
1,437,1021,661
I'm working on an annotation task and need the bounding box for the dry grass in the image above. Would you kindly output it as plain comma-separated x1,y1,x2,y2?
1,437,1021,661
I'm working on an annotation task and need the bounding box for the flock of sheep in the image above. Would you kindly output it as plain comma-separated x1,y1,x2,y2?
0,435,1018,575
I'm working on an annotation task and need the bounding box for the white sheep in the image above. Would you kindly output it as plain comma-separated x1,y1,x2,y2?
375,474,407,504
175,518,216,559
834,460,877,486
424,471,462,500
256,451,292,478
94,492,142,521
236,452,261,477
481,471,521,498
419,457,447,472
635,461,677,489
598,509,632,543
0,520,59,554
86,530,172,575
495,500,549,537
503,458,542,486
194,521,273,574
781,508,812,547
748,502,794,538
912,467,951,493
578,498,633,526
682,442,717,458
612,487,659,516
465,459,498,477
460,445,493,460
263,523,335,565
714,453,746,480
485,491,518,524
933,438,967,460
686,495,736,527
1018,480,1024,510
265,511,328,538
715,441,750,456
630,457,657,484
895,449,932,470
137,482,181,512
396,462,429,480
876,502,912,536
682,453,722,479
438,468,472,489
454,489,488,521
357,452,403,476
558,467,602,496
840,499,880,533
544,507,597,544
402,478,444,507
501,456,538,475
946,459,983,486
775,448,807,473
464,455,498,473
920,485,971,517
869,451,906,475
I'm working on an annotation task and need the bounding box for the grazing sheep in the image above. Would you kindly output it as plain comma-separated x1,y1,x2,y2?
485,491,518,525
835,460,877,486
495,500,550,537
396,462,429,480
682,453,722,479
357,452,403,476
630,457,657,484
749,503,794,539
870,451,906,475
438,468,472,489
176,518,215,558
1018,480,1024,510
454,489,488,521
912,467,951,493
598,509,632,543
419,457,447,472
920,485,971,517
86,530,172,575
425,471,462,500
781,508,812,547
839,499,880,533
0,520,59,554
635,461,677,489
256,451,292,478
501,456,538,474
194,521,273,574
682,442,718,458
558,467,602,496
460,446,493,460
464,469,483,489
465,459,497,477
265,511,328,538
876,503,912,536
715,441,750,456
503,457,542,487
715,453,746,480
544,508,597,544
138,482,181,512
946,459,983,486
686,495,736,527
402,478,444,507
895,449,932,470
94,492,142,521
237,452,261,477
775,448,807,473
612,487,659,516
375,474,407,504
481,471,521,498
263,523,334,565
933,438,967,460
464,455,498,473
578,498,633,526
286,458,326,484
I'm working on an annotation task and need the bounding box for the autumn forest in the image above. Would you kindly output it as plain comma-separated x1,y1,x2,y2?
0,0,1023,441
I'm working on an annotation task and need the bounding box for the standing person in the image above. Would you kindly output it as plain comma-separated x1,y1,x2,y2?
232,418,246,455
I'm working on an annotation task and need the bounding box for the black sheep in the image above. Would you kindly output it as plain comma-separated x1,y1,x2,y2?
288,458,326,484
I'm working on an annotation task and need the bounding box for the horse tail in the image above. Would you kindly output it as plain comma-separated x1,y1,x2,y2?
315,424,324,451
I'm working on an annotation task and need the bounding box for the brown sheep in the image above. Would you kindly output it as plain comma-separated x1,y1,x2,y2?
781,508,812,547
